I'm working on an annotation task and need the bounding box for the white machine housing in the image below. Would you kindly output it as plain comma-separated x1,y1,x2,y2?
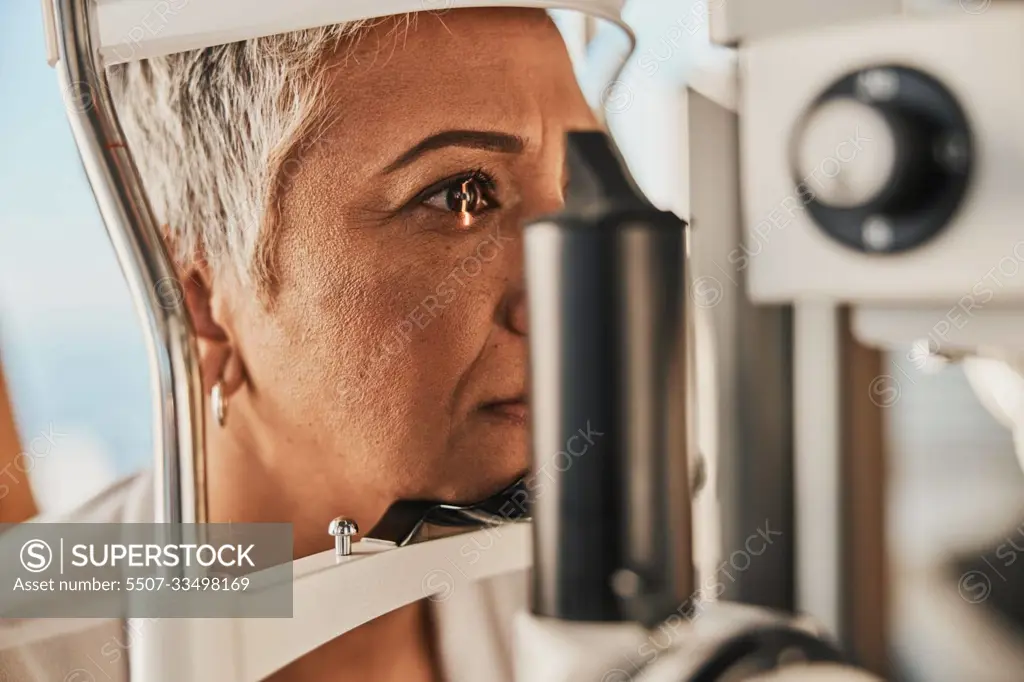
699,1,1024,677
741,5,1024,310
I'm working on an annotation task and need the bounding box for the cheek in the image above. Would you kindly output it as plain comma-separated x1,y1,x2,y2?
307,232,490,375
259,225,497,450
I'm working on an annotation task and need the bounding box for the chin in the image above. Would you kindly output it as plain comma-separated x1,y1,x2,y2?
432,443,527,506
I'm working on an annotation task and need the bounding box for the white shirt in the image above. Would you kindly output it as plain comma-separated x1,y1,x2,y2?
0,472,527,682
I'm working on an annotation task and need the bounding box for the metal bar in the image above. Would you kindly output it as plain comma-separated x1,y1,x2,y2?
51,0,205,525
686,87,796,612
793,302,842,636
93,0,633,66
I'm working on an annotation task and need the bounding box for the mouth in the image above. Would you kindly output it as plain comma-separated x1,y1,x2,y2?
479,397,529,425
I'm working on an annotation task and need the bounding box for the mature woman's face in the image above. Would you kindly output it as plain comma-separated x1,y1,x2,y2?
215,9,598,531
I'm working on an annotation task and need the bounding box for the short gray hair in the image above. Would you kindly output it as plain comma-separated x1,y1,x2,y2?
107,17,410,294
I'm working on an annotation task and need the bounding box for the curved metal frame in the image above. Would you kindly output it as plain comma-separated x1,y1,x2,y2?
51,0,206,524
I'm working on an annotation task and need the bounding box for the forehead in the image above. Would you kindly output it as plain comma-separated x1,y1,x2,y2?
343,8,568,73
321,9,589,144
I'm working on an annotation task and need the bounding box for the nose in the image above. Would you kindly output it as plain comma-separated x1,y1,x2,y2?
494,221,528,338
505,288,529,336
500,144,570,338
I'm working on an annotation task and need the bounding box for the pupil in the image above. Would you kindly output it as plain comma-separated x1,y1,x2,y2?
447,179,479,212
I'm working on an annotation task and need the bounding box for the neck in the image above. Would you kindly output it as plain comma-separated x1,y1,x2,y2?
205,412,391,556
203,418,440,681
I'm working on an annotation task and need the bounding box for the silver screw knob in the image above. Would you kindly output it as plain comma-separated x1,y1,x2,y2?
328,517,359,556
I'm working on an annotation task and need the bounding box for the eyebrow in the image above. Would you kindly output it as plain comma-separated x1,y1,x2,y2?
382,130,527,174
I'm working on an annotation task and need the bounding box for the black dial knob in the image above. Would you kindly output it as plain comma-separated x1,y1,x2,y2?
790,66,972,254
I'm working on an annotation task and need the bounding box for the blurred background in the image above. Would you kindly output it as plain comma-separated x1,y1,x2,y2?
0,1,148,512
1,0,1023,680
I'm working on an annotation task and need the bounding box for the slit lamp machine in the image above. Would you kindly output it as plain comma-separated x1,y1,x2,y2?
10,0,1024,679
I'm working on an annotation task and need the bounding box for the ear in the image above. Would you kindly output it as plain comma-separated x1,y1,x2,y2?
180,265,246,398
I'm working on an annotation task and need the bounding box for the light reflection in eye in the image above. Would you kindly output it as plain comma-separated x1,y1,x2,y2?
421,172,495,229
450,178,477,229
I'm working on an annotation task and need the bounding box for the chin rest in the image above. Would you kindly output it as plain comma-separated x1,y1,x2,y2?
366,476,532,546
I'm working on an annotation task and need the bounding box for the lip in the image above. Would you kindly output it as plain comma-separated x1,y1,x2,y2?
479,399,529,425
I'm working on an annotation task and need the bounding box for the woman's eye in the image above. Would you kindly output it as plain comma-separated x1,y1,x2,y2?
422,174,496,218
